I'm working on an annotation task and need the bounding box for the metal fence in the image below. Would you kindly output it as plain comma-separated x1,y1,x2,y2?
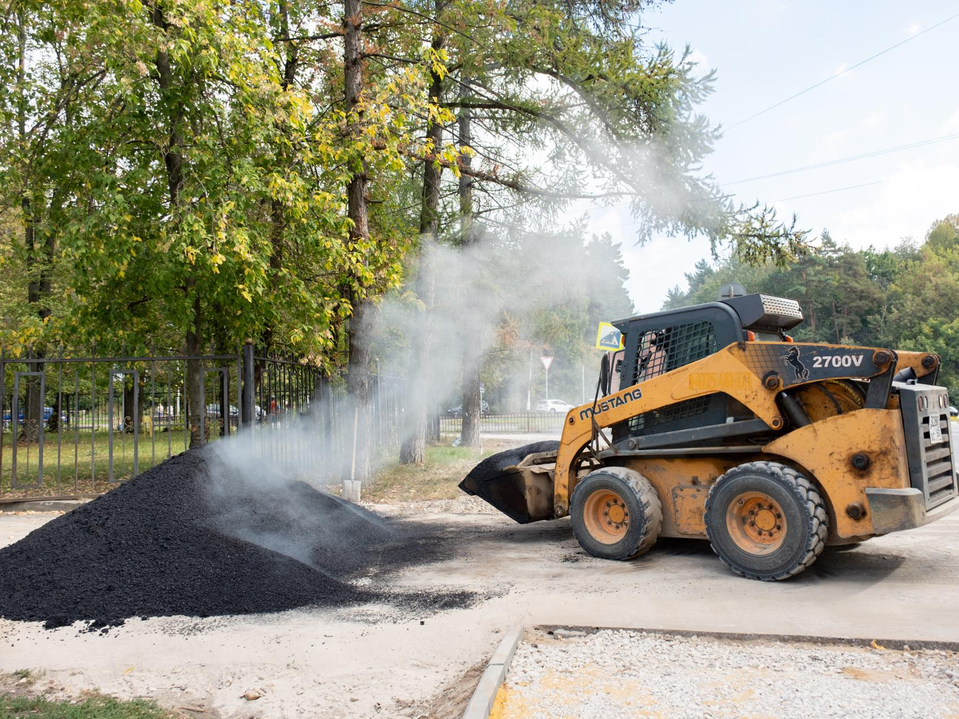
438,412,566,436
0,344,406,501
247,356,406,483
1,340,562,502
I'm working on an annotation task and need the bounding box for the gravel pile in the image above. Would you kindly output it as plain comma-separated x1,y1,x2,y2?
502,629,959,719
0,449,468,630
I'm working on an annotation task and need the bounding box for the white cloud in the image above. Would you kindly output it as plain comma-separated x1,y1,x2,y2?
864,111,886,128
829,159,959,248
942,108,959,134
907,23,921,36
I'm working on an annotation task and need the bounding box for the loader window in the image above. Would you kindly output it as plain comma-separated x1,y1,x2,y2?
634,321,716,382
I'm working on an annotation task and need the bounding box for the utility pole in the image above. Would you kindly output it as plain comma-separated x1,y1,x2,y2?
526,348,533,411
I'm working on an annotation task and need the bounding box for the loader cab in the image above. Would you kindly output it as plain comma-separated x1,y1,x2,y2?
607,294,803,445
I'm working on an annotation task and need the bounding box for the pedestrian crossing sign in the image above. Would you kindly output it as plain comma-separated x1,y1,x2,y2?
595,322,624,351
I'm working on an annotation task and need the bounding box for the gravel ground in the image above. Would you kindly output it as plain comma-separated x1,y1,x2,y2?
498,629,959,719
367,494,502,517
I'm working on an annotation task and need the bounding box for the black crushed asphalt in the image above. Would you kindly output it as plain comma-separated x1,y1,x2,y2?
0,449,472,630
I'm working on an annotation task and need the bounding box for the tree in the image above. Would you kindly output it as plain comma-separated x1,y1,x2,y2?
399,7,447,464
391,0,809,458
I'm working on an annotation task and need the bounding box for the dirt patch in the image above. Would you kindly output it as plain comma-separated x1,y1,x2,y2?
0,449,472,630
365,440,525,503
418,660,487,719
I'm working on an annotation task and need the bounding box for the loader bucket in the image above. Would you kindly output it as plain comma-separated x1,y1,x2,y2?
458,441,559,524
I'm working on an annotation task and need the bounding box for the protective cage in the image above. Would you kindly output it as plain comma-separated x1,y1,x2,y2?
612,303,744,443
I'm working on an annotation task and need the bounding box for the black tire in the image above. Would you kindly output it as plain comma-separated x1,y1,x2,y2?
570,467,662,560
705,461,828,581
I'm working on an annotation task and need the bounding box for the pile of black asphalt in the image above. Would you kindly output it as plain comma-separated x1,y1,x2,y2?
0,449,470,630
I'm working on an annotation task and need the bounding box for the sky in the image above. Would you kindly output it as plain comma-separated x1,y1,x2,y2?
576,1,959,314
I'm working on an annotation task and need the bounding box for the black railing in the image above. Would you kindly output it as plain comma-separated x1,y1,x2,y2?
2,341,566,502
0,345,406,501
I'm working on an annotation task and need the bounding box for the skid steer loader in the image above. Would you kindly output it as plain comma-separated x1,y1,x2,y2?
460,293,959,580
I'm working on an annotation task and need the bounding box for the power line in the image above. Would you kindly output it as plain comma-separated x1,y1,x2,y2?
725,11,959,131
770,179,886,203
725,132,959,185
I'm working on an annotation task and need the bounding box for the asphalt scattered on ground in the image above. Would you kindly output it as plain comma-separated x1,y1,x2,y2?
0,449,471,630
499,629,959,719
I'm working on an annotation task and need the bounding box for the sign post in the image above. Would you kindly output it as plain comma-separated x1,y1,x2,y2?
541,355,553,403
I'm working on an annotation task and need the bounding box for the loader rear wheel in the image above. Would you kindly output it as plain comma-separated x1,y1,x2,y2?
570,467,662,561
705,461,828,581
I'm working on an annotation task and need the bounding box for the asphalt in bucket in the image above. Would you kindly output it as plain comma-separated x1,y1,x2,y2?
0,449,470,630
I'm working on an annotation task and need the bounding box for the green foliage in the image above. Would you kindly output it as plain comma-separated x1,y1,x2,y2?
0,0,441,361
0,0,804,381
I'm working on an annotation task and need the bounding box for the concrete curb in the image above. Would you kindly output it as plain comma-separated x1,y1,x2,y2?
461,624,524,719
535,624,959,652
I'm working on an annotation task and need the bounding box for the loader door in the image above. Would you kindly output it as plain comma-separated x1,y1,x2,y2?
611,303,744,443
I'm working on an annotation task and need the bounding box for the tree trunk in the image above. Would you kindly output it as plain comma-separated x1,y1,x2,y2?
16,14,44,444
346,297,373,483
21,198,41,443
123,377,137,434
399,24,446,465
458,83,482,448
150,4,202,446
186,296,203,446
343,0,373,483
262,0,299,356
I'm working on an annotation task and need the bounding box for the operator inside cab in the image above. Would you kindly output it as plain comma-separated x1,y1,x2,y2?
606,329,668,395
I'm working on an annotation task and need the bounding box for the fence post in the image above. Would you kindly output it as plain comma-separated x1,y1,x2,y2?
241,339,254,429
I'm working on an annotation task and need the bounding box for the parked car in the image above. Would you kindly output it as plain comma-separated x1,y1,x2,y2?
446,400,489,417
205,403,239,418
3,406,60,429
949,405,958,420
535,399,575,414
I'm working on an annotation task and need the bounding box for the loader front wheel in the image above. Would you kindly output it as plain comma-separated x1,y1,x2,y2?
570,467,662,560
705,461,828,581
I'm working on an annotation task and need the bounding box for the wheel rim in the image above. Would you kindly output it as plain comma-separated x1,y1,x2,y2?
724,491,787,555
582,489,630,545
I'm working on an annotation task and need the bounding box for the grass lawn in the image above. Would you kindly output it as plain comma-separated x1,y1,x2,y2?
0,695,178,719
364,441,511,503
0,430,190,499
1,430,523,504
0,673,180,719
